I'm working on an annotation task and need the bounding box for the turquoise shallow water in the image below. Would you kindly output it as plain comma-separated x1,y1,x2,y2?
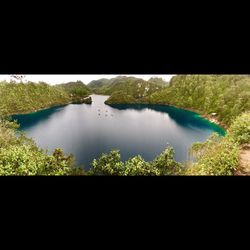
12,95,225,170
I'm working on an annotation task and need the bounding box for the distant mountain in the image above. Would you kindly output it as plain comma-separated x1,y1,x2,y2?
57,81,92,104
88,78,110,91
148,77,169,86
100,76,165,104
88,76,167,95
57,81,91,98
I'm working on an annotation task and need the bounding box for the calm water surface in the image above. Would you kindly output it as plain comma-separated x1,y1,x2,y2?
12,95,225,169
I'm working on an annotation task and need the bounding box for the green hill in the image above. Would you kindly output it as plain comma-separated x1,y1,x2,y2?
104,75,250,126
88,76,165,104
88,76,168,96
0,81,71,115
57,81,91,98
57,81,92,104
147,75,250,126
88,78,111,93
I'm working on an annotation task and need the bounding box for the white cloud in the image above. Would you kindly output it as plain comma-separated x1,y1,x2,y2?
0,74,174,85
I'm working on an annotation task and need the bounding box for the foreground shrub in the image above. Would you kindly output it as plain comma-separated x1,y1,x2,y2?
91,146,182,176
229,112,250,145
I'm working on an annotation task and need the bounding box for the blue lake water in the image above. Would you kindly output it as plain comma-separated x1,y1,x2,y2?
12,95,225,170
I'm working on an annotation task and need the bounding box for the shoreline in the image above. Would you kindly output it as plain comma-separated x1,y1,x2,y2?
7,95,93,116
8,95,227,132
8,102,72,116
107,100,228,131
162,104,228,130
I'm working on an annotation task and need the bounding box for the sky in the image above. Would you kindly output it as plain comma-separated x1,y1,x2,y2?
0,75,174,85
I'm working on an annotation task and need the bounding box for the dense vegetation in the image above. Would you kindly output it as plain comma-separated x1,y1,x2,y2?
58,81,92,104
148,75,250,126
105,75,250,127
0,116,84,175
186,112,250,175
88,76,167,101
0,81,70,115
89,146,182,176
0,81,92,115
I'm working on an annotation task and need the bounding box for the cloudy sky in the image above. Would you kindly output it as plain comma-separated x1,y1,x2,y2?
0,75,174,85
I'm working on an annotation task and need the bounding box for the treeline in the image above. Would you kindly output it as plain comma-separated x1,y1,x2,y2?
0,81,92,115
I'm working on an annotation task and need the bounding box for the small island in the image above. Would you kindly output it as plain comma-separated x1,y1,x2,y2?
71,96,92,104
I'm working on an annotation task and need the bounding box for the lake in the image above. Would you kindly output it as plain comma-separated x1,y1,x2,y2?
12,95,225,170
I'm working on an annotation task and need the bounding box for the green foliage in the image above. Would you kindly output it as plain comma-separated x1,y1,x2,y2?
104,91,136,104
71,96,92,104
0,81,93,116
88,78,111,93
87,76,164,102
151,147,183,175
185,115,248,176
101,75,250,126
148,75,250,126
92,150,125,175
0,144,77,176
148,77,169,86
0,118,83,176
58,81,91,99
229,112,250,145
0,76,249,176
91,146,182,176
186,137,239,175
0,82,70,115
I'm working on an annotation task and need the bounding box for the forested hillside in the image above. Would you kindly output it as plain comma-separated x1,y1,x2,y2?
88,76,168,97
0,81,92,115
89,76,166,104
105,75,250,126
57,81,90,98
0,81,70,115
57,81,92,104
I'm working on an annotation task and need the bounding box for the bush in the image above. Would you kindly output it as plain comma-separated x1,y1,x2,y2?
91,146,181,176
186,134,239,176
229,112,250,145
0,145,78,176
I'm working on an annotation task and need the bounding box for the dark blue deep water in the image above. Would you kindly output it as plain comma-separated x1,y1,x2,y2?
12,95,225,170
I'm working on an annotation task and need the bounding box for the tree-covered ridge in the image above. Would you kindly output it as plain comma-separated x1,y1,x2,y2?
88,76,168,97
57,81,91,98
0,81,93,115
0,82,71,115
147,75,250,126
103,75,250,126
58,81,92,104
88,78,111,93
100,77,166,104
